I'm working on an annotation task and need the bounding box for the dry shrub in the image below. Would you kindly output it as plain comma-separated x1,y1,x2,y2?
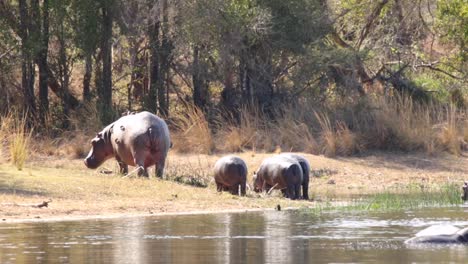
272,104,318,154
274,120,318,154
435,106,461,155
0,113,15,163
336,121,359,155
8,114,32,170
172,105,213,154
216,107,262,152
315,111,337,157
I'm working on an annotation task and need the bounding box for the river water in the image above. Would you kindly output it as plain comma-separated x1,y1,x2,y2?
1,207,467,263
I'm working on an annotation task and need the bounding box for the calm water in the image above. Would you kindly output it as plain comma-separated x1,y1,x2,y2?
1,207,467,263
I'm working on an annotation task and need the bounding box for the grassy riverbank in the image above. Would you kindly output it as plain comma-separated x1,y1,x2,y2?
0,151,466,222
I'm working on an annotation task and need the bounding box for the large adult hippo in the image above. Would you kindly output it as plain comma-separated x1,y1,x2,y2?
279,153,310,200
253,156,303,200
405,225,468,244
213,155,247,196
84,111,171,178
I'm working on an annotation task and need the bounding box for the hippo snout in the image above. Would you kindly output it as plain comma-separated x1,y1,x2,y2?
84,157,99,169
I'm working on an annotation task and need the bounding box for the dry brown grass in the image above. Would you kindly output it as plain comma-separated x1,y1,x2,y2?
0,112,32,170
216,107,263,152
172,105,213,154
170,96,466,157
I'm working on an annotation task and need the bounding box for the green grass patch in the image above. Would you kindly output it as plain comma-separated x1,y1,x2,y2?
302,183,463,215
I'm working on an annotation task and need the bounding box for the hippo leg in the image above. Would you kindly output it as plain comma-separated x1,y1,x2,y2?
230,184,240,195
155,157,166,178
286,184,296,200
302,183,309,200
115,156,128,174
240,182,246,196
294,184,301,200
132,151,150,177
216,182,223,192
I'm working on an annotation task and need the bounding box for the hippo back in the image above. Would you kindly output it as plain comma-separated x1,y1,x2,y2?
279,153,310,177
111,111,171,166
257,156,302,188
214,155,247,181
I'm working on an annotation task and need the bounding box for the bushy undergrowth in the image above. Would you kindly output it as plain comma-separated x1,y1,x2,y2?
172,95,467,156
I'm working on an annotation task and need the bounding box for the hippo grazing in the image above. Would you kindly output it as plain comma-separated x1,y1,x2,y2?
213,155,247,196
279,153,310,200
253,156,303,200
84,111,171,178
405,225,468,244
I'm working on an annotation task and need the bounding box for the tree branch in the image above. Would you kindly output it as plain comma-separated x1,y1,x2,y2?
356,0,389,50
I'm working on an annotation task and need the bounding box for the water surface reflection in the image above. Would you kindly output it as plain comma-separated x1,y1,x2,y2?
1,207,467,263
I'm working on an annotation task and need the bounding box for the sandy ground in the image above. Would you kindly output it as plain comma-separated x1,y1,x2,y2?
0,151,467,223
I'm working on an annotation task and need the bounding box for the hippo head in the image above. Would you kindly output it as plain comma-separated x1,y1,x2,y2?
457,227,468,242
84,132,113,169
252,171,262,193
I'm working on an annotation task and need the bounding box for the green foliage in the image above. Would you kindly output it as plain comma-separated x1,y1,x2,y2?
436,0,468,61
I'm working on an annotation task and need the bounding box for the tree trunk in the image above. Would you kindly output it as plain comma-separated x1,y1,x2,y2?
146,17,159,113
98,2,114,124
192,45,208,109
248,42,273,112
158,0,170,117
19,0,35,125
37,0,49,127
58,24,70,129
83,52,92,102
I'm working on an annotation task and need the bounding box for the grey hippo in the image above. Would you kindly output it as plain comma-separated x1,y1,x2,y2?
278,153,310,200
84,111,171,178
405,225,468,244
213,155,247,196
253,156,303,200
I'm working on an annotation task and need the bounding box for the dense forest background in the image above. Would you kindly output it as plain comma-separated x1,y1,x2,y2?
0,0,466,157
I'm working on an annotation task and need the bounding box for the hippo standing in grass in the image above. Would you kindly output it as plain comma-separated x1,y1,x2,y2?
253,156,303,200
405,225,468,244
279,153,310,200
213,155,247,196
84,111,171,178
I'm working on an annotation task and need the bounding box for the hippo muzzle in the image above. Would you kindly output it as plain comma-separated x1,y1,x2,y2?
84,156,100,169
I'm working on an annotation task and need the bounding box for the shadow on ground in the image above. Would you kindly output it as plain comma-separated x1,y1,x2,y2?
0,172,46,196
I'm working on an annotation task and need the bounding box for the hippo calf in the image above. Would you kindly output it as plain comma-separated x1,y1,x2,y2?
279,153,310,200
213,155,247,196
405,225,468,244
84,111,171,178
253,156,303,200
